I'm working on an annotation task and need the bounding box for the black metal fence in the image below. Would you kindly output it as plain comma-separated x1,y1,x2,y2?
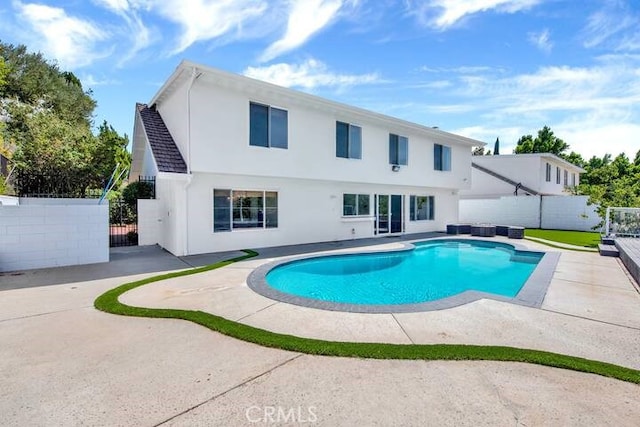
13,171,103,198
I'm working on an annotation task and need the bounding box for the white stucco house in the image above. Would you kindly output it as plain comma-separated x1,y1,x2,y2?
460,153,585,199
130,60,483,256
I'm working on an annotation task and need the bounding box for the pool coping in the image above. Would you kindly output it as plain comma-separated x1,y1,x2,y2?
246,237,561,314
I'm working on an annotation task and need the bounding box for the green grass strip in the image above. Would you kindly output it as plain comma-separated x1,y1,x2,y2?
524,237,598,252
95,249,640,385
525,229,601,248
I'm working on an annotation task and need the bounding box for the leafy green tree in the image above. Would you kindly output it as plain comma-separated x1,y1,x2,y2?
0,43,95,124
472,146,491,156
93,121,131,189
0,41,129,196
514,126,569,155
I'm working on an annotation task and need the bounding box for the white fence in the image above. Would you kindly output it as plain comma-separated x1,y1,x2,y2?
459,195,601,231
0,198,108,272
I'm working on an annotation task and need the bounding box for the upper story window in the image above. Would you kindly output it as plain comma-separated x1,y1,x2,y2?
249,102,288,149
564,170,568,186
556,166,561,184
545,163,551,182
434,144,451,171
410,195,435,221
389,134,408,165
343,193,370,216
336,121,362,159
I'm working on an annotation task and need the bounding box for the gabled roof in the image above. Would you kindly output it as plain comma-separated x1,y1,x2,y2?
136,103,187,174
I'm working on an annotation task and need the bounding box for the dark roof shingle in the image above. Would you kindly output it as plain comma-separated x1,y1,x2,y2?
137,103,187,174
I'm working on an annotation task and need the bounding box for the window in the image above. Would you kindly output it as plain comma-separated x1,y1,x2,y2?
434,144,451,171
336,121,362,159
545,163,551,182
249,102,288,149
389,134,408,165
343,193,370,216
410,195,435,220
564,170,568,186
213,189,278,232
571,173,576,186
556,166,561,184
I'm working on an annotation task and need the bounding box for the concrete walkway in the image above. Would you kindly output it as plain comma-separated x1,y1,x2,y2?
1,242,640,426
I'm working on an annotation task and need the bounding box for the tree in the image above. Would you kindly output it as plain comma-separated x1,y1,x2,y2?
472,146,492,156
92,121,131,190
514,126,569,156
0,41,129,196
0,43,95,124
493,137,500,155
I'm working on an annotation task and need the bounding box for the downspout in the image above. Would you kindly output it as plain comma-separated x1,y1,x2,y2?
183,67,202,256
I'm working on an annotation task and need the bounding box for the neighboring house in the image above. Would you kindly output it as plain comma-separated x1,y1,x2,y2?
130,60,482,256
460,153,585,199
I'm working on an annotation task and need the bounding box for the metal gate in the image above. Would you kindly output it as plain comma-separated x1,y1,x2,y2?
109,197,138,247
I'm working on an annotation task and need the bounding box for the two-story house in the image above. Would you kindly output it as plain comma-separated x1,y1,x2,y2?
130,60,482,255
460,153,585,199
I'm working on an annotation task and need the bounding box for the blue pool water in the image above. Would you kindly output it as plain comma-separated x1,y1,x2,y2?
265,240,542,305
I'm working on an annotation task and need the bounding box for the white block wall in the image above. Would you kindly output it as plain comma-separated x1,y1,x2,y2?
0,201,108,272
459,196,541,227
459,195,601,231
541,195,601,231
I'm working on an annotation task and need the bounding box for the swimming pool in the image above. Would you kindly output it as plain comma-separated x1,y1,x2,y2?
247,239,557,313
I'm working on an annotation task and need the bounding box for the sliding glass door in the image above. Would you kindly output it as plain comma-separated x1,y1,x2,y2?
376,194,403,235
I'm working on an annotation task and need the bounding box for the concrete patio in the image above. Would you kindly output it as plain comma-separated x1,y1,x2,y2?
1,237,639,426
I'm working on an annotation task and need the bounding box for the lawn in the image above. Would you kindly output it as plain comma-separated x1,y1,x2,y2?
524,229,600,248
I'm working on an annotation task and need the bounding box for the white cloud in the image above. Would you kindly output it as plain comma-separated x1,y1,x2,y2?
243,58,379,89
80,74,120,87
14,1,109,68
92,0,153,66
260,0,345,62
418,54,640,158
528,28,552,53
582,1,639,50
554,122,640,159
409,0,543,29
148,0,268,54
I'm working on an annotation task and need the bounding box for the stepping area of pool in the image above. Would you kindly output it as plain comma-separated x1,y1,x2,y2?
121,235,640,371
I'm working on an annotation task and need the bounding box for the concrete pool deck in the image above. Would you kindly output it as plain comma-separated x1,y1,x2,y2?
1,239,640,425
121,235,640,371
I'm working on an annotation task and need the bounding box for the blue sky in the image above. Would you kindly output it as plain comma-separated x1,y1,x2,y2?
1,0,639,159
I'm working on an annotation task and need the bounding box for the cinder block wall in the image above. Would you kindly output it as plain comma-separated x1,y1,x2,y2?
0,200,108,272
459,195,601,231
540,195,600,231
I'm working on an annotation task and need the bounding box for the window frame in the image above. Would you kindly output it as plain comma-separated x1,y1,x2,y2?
213,189,279,232
409,195,435,221
336,121,362,159
434,144,451,171
389,133,408,166
249,102,288,149
342,193,371,216
545,163,551,182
